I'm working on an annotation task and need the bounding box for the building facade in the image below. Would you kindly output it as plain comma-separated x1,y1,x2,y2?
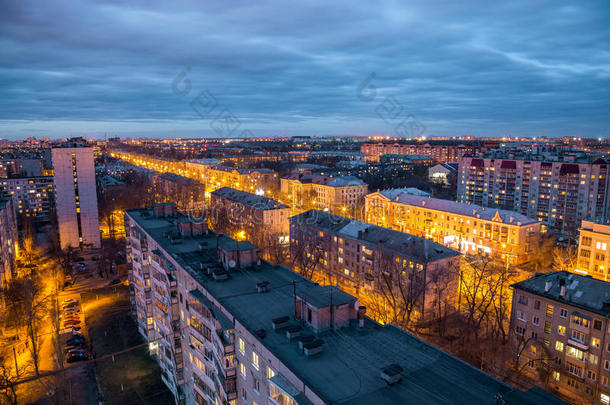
290,209,461,323
361,142,479,163
0,176,55,224
457,148,610,238
576,220,610,282
153,172,205,212
206,165,279,197
125,204,561,405
52,146,101,249
365,190,541,265
210,187,289,254
510,271,610,405
280,174,368,216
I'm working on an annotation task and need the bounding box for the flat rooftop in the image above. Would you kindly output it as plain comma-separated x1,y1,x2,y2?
126,208,564,405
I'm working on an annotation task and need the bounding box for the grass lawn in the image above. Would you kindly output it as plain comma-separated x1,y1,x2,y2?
82,286,174,404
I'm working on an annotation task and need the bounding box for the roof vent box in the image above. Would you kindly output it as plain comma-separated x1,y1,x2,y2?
380,364,403,385
272,316,290,330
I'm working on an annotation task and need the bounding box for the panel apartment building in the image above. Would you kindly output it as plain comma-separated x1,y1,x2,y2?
576,220,610,282
457,147,610,237
365,189,541,265
510,272,610,405
280,174,368,216
0,176,55,224
361,142,480,163
52,146,101,249
125,203,564,405
210,187,289,250
289,209,461,322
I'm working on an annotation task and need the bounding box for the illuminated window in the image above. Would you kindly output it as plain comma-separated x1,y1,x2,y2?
252,351,259,370
238,338,245,354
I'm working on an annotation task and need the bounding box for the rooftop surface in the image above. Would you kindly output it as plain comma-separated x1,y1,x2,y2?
463,148,609,164
212,187,288,210
156,172,202,185
512,271,610,317
291,210,460,262
210,165,276,174
126,207,564,405
128,207,566,404
371,192,537,226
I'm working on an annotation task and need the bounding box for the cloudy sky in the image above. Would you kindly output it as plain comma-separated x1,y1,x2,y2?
1,0,609,139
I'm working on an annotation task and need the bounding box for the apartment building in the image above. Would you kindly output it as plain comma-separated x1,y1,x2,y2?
365,190,541,265
280,174,368,216
289,209,461,322
52,146,101,249
361,142,479,163
576,220,610,282
457,148,610,237
125,204,563,405
153,172,205,212
510,272,610,405
206,165,279,196
0,197,17,297
210,187,289,247
0,176,55,224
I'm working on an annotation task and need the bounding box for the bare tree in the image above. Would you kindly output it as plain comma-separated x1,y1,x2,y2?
0,353,23,405
552,245,577,273
289,238,326,281
4,275,50,377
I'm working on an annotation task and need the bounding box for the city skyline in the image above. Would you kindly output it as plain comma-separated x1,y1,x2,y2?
1,1,609,139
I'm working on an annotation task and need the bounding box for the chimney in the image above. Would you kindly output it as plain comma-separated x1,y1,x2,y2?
544,280,552,292
358,305,367,329
559,278,566,297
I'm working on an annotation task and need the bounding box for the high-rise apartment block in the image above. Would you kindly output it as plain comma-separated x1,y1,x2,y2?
576,220,610,282
365,190,541,265
52,146,101,249
125,204,560,405
0,176,55,224
510,272,610,404
458,148,610,237
361,142,479,163
280,174,368,216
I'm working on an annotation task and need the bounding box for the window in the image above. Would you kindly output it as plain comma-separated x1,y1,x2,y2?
518,295,528,305
544,321,551,334
253,378,260,393
534,300,540,310
515,326,525,336
546,304,553,317
559,308,568,318
593,319,602,331
601,394,610,405
592,337,600,348
552,371,560,382
557,325,566,336
566,346,584,361
238,338,245,355
240,363,246,378
570,330,586,343
567,362,583,377
589,353,598,365
267,366,276,380
555,341,564,352
517,311,526,322
532,316,539,326
543,337,549,347
571,315,589,328
252,351,259,370
605,360,610,371
603,376,610,387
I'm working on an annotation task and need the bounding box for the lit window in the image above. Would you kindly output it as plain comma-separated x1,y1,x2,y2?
267,367,275,380
240,363,246,378
252,351,259,370
555,341,564,352
238,338,245,354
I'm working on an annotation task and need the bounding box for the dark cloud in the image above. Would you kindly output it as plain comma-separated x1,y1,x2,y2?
0,0,609,138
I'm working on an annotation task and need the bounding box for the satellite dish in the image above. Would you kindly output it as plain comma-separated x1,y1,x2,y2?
228,260,236,268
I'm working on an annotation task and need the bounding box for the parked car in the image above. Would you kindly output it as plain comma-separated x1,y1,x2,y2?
66,336,85,346
67,353,88,363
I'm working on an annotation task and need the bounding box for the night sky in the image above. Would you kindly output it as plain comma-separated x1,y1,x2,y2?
1,0,609,139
